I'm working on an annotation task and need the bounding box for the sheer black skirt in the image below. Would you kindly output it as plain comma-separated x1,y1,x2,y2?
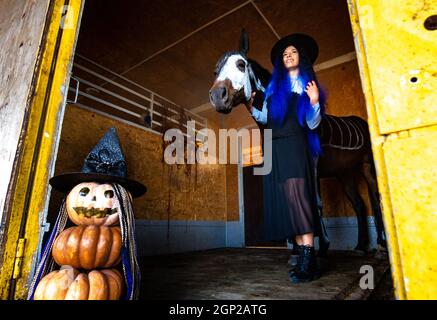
263,133,321,241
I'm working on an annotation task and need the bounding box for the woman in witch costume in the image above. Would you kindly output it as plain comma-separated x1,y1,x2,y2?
245,34,325,283
28,127,146,299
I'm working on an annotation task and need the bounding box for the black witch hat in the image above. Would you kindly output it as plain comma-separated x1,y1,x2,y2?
270,33,319,66
49,127,147,197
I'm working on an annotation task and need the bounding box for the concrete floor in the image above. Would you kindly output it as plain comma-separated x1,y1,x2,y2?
139,248,393,300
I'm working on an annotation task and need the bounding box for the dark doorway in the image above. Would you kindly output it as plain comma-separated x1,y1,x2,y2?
243,165,264,246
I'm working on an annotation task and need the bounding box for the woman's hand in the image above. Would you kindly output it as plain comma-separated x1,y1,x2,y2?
244,92,256,112
305,81,319,106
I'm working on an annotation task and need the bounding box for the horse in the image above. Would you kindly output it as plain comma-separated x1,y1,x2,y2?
209,30,386,256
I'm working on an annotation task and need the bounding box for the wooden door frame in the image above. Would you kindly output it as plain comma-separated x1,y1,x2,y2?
0,0,84,299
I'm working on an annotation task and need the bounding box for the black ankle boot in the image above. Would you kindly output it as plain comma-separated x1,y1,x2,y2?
289,245,320,283
288,245,304,275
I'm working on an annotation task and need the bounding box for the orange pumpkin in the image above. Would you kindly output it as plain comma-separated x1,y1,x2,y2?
34,266,124,300
52,225,122,269
66,182,127,226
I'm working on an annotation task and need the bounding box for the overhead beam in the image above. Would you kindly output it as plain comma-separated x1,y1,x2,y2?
250,0,280,39
119,0,253,76
314,51,356,72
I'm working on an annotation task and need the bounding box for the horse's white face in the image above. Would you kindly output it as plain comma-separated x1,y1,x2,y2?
216,54,252,99
209,53,252,113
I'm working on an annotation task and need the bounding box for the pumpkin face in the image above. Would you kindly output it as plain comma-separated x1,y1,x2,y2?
66,182,122,226
34,266,124,300
52,225,122,270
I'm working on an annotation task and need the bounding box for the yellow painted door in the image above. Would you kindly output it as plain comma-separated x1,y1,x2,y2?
348,0,436,299
0,0,84,299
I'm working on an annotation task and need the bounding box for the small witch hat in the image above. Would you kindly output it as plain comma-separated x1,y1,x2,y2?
49,127,147,197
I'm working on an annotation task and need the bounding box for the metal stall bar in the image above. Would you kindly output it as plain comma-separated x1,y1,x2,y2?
75,54,206,124
68,60,207,141
71,76,206,134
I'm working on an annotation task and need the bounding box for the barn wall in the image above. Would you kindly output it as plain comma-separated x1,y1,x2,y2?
318,60,367,119
47,104,237,254
50,104,229,220
197,107,241,222
225,164,239,221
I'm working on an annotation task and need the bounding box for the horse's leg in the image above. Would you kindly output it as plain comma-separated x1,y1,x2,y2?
316,181,330,257
337,173,370,252
362,157,387,251
313,157,330,257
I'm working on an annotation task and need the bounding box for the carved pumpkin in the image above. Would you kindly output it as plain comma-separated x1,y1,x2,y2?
52,225,122,270
34,266,124,300
66,182,126,226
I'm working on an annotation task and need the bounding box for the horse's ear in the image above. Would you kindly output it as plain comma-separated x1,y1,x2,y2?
239,28,249,55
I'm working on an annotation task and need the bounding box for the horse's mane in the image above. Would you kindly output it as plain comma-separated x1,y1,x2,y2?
247,58,271,88
247,58,271,112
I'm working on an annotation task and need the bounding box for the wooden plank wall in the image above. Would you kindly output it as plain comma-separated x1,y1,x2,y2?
0,0,50,229
47,104,230,223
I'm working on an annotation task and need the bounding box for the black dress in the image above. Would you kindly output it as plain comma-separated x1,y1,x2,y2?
263,93,321,241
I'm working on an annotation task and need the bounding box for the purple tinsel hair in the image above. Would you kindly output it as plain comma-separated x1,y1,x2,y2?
264,49,326,156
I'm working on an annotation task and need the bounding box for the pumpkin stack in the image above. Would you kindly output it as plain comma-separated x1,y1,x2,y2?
30,127,146,300
34,182,125,300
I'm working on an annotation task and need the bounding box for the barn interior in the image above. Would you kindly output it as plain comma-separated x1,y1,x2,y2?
46,0,392,299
